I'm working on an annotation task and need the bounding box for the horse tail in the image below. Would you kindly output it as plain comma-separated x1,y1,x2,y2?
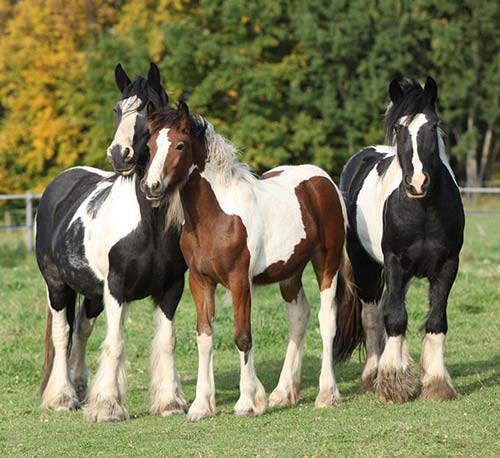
333,246,365,362
40,304,54,395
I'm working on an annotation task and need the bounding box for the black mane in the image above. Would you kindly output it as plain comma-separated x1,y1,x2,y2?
121,76,168,111
385,78,434,144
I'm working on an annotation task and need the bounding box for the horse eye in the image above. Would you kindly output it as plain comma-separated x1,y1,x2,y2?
393,125,400,134
176,143,184,151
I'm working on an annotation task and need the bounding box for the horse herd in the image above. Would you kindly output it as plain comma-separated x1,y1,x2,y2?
35,63,465,422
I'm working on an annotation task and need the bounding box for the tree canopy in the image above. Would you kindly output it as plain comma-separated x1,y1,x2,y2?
0,0,498,193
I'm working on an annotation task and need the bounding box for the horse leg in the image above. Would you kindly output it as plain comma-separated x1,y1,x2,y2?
84,283,128,422
312,248,341,408
346,240,384,393
69,297,102,402
231,278,266,417
376,253,416,403
150,277,187,416
186,272,217,421
41,283,79,411
419,255,460,400
269,274,310,407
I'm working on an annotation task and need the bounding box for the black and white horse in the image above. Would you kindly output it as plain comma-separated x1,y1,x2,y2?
340,77,465,403
37,63,187,422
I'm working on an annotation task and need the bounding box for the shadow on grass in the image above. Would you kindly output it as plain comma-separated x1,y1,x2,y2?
449,354,500,395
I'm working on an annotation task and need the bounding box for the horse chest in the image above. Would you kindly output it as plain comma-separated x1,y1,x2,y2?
66,178,142,282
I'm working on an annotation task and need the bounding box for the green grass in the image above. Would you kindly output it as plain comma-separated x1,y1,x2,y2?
0,215,499,457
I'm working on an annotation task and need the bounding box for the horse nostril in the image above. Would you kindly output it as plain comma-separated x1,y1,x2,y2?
152,180,161,192
123,147,132,161
404,175,411,186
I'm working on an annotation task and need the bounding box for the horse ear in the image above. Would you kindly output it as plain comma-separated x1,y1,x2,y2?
115,64,131,93
389,78,404,104
147,62,161,92
177,100,190,132
424,76,438,107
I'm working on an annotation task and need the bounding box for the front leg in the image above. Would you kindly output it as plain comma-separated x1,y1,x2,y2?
187,272,217,421
420,256,460,401
84,284,128,422
150,278,187,417
231,280,266,416
376,253,416,403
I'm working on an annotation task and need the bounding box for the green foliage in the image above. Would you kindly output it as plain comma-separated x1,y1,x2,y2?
0,0,498,191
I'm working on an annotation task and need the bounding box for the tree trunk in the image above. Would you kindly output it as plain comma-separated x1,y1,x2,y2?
478,123,494,185
465,111,480,188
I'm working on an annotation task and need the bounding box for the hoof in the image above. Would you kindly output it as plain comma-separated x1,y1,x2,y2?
419,377,459,401
73,379,88,403
187,398,215,422
269,383,300,408
376,367,416,404
41,386,80,412
84,395,129,423
234,384,267,417
150,396,188,417
358,371,377,394
315,388,341,408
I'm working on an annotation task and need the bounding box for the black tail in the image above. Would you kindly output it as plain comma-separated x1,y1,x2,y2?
333,248,365,362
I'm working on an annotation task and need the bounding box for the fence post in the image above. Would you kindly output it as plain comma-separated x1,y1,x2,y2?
25,191,33,251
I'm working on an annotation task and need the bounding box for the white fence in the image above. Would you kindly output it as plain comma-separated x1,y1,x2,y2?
0,188,499,250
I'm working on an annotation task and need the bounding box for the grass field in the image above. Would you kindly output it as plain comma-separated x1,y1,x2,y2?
0,214,499,457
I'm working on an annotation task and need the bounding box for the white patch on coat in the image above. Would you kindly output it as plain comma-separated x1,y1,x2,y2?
378,335,411,371
316,275,340,405
201,163,334,277
421,332,452,384
150,308,186,415
356,149,401,264
41,288,78,410
107,95,142,158
187,332,216,420
269,287,310,406
87,282,127,403
399,114,428,193
68,176,141,281
71,166,115,178
234,348,266,415
145,128,171,188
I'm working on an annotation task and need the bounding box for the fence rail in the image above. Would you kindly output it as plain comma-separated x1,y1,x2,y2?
0,188,499,251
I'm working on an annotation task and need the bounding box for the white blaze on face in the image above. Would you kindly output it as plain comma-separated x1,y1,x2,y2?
107,95,142,158
145,128,171,188
399,113,428,194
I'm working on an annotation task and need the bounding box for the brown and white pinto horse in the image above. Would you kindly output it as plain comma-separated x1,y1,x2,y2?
140,102,363,420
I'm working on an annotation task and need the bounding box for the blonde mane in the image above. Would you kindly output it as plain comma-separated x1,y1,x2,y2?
201,119,257,185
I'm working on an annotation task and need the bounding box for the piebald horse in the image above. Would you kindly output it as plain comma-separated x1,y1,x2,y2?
37,63,187,422
340,77,464,403
141,102,363,420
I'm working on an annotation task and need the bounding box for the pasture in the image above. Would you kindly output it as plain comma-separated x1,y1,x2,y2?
0,214,499,457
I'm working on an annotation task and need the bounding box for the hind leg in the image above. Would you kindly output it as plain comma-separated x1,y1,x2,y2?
41,284,79,411
376,253,415,403
84,283,128,422
69,298,102,402
312,249,342,408
150,277,188,417
346,239,384,393
269,274,310,407
420,256,459,401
